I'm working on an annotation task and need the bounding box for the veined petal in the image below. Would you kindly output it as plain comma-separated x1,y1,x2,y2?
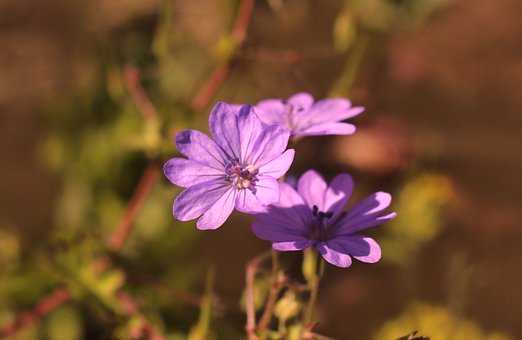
328,236,381,263
272,240,312,251
323,173,353,218
334,212,397,236
235,177,279,213
307,99,364,124
278,182,305,208
260,183,313,229
252,209,309,242
248,124,291,167
288,92,314,111
173,180,230,222
255,100,286,126
345,192,393,219
258,149,295,179
316,242,352,268
297,169,327,211
163,158,223,188
297,122,356,136
208,101,241,160
196,187,237,230
175,130,226,169
237,105,265,164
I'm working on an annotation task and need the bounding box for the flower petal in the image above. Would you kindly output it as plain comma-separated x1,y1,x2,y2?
297,169,327,211
208,101,242,160
298,122,356,136
307,99,364,124
323,173,354,218
175,130,226,169
346,192,392,219
328,236,381,263
196,187,237,230
316,242,352,268
173,180,230,221
255,100,286,126
288,92,314,111
278,182,305,208
334,212,397,236
237,105,266,163
272,240,312,251
252,207,309,242
248,124,291,167
235,177,279,213
254,182,312,228
163,158,223,188
258,149,295,179
331,191,395,236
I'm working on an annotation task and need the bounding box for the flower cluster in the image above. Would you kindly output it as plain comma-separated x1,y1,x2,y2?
164,92,395,268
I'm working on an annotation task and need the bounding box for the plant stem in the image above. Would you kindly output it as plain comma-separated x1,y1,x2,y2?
304,256,325,326
258,250,283,332
245,250,272,340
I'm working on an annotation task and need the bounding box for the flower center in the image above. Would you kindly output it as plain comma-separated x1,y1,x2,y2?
225,160,259,191
309,205,333,242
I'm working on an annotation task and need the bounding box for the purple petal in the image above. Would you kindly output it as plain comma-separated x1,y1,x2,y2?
255,100,286,126
252,209,309,242
307,99,364,124
288,92,314,111
272,240,312,251
237,105,266,163
324,173,353,218
328,236,381,263
278,182,305,208
163,158,223,188
258,149,295,179
316,242,352,268
297,170,327,211
251,183,312,239
248,124,291,167
334,212,397,236
196,187,237,230
346,192,392,219
298,122,356,136
173,180,230,221
175,130,226,169
208,101,241,160
256,182,312,229
235,177,279,213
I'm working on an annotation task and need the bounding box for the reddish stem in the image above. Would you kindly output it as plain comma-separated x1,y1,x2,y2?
108,162,160,251
0,287,71,338
123,65,158,121
191,0,255,111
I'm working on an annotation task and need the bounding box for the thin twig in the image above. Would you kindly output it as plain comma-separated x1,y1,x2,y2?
191,0,255,111
123,65,158,121
231,0,255,43
0,287,71,338
108,162,160,251
257,250,283,332
245,251,271,340
117,291,166,340
191,64,231,111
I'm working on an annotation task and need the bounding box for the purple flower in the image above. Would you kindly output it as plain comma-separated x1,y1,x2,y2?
251,170,396,268
255,92,364,137
164,102,295,230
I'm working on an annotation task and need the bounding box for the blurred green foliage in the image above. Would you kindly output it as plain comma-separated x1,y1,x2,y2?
373,303,511,340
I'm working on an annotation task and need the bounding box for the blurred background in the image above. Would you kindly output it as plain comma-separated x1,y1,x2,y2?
1,0,521,339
